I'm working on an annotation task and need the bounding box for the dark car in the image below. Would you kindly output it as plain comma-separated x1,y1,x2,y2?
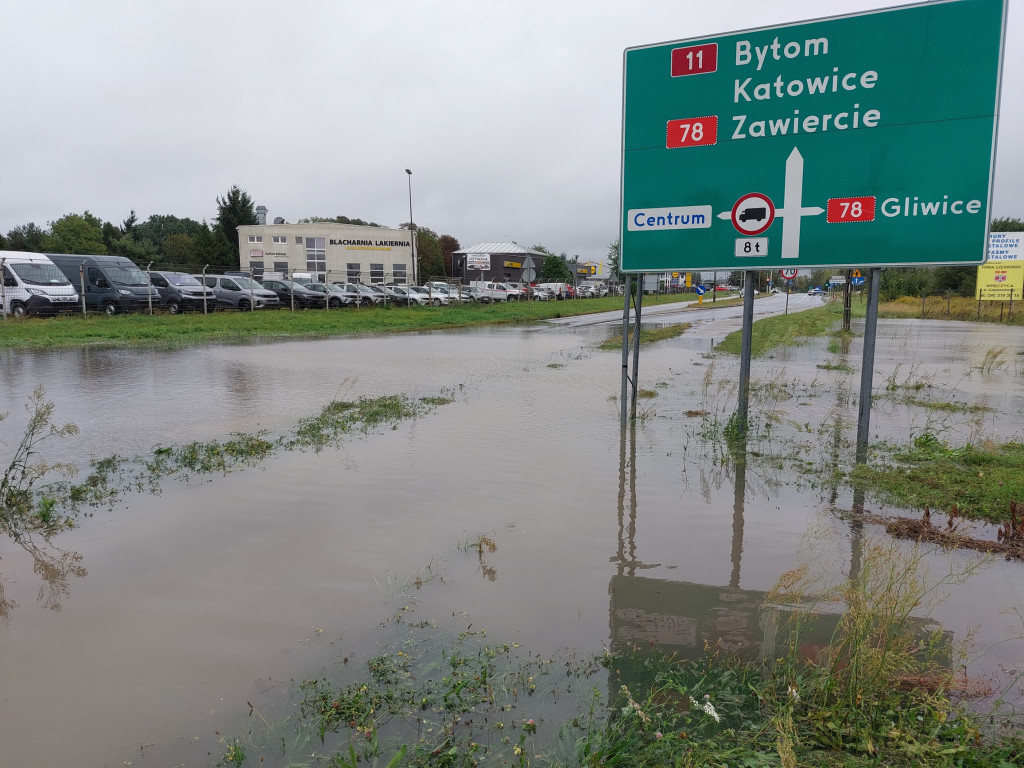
149,270,217,314
259,278,328,309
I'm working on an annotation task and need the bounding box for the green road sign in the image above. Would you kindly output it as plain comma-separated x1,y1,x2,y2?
619,0,1006,273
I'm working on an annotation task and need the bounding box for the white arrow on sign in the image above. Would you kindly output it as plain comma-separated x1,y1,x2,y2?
717,147,824,260
776,148,824,259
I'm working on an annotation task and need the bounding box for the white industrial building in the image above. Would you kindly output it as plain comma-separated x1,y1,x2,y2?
237,210,415,284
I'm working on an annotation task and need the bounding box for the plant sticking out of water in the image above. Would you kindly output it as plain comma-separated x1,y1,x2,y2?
11,391,453,528
979,346,1008,374
211,530,1024,768
288,395,431,452
0,386,79,533
253,614,594,767
459,534,499,582
598,322,692,351
758,529,1002,766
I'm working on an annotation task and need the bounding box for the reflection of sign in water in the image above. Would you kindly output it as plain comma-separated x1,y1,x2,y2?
608,574,951,666
467,253,491,271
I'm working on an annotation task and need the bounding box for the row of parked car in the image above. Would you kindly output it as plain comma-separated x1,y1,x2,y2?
0,251,613,317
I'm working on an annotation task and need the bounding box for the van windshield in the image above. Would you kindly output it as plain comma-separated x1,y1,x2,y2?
164,272,202,287
108,265,150,287
233,276,262,290
10,263,71,286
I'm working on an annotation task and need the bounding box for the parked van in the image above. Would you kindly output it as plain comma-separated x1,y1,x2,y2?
0,251,79,317
47,253,159,315
149,270,217,314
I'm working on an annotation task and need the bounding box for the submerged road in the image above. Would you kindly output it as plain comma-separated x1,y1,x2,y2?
545,291,826,332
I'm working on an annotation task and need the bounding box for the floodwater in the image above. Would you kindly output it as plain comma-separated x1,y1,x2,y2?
1,295,1024,767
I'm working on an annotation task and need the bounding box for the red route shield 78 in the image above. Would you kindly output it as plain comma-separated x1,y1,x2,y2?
666,116,718,148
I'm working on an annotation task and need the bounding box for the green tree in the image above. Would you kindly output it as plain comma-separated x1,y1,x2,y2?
135,214,208,250
991,216,1024,232
191,225,226,269
416,228,444,280
5,223,47,252
213,185,258,268
161,233,201,269
539,254,571,282
606,239,621,282
438,234,460,276
300,215,383,227
43,212,107,254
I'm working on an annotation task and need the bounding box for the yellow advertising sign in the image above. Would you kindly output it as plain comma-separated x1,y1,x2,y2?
977,262,1024,300
977,232,1023,300
685,272,692,287
503,260,522,269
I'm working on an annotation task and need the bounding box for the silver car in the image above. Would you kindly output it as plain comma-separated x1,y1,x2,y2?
195,274,281,311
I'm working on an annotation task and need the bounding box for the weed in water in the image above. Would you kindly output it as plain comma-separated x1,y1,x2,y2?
0,386,79,533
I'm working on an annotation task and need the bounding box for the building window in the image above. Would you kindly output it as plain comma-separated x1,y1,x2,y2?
248,235,263,244
392,264,407,284
305,237,326,273
370,263,384,283
272,235,287,244
274,261,289,274
347,263,361,282
249,260,265,278
295,236,303,244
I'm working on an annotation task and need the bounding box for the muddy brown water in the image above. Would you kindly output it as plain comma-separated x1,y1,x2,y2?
1,296,1023,767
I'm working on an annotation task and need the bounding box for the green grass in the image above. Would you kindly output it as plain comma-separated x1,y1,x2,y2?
852,436,1024,523
598,322,692,350
0,295,695,350
716,303,858,357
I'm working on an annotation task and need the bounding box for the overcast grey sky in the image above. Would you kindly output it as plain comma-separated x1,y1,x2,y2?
1,0,1019,264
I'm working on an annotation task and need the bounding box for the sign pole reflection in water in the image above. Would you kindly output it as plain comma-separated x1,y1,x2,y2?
855,268,881,463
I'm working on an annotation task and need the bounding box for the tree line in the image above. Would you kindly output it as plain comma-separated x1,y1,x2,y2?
0,185,464,279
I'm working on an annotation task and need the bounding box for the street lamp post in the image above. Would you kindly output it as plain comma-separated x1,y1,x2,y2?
405,169,416,285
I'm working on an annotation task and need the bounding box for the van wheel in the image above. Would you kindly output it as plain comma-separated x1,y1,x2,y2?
104,301,118,316
238,299,251,312
10,302,27,318
431,298,442,306
167,301,181,315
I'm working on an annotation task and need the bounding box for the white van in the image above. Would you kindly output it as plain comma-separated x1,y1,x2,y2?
0,252,79,317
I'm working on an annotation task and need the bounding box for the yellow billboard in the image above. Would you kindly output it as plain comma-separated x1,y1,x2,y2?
977,232,1023,300
977,262,1024,300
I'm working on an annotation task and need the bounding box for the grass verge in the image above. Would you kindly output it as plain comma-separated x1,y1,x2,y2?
851,435,1024,525
715,303,856,358
598,322,692,351
0,295,694,350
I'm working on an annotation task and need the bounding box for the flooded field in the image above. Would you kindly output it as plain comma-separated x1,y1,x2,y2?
1,296,1023,767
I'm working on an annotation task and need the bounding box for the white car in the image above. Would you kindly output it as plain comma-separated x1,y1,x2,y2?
415,286,449,306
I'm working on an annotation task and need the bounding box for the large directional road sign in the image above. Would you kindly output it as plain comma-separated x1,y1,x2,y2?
620,0,1006,273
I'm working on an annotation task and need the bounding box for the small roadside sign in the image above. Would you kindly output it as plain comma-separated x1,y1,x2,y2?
780,268,798,280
